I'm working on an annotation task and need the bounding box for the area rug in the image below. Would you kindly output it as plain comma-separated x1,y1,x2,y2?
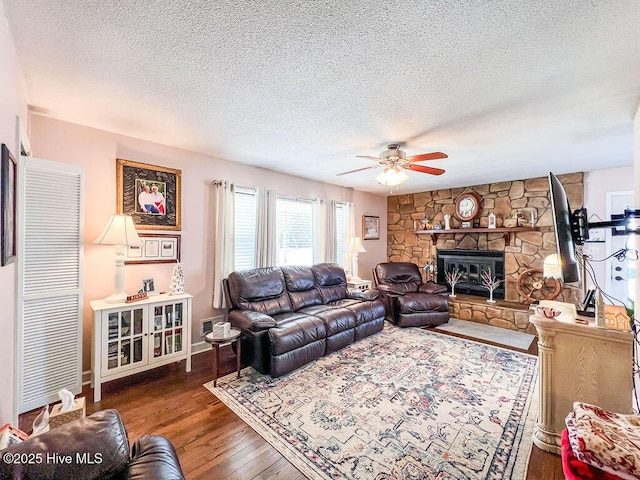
435,318,536,350
204,325,538,480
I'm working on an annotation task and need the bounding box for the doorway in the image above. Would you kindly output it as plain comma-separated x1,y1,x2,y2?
605,190,634,307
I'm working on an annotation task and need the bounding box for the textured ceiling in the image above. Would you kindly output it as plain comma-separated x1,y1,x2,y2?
3,0,640,195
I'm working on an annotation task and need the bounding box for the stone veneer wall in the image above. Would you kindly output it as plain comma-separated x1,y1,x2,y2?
387,173,584,305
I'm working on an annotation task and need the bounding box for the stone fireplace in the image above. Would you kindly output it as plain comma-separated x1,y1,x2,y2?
437,249,505,299
386,173,585,332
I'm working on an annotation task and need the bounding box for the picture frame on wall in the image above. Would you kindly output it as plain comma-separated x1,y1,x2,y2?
125,233,181,264
117,159,182,230
1,144,17,266
362,215,380,240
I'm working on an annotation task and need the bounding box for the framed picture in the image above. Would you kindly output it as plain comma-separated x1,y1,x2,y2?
117,159,182,230
1,144,17,266
125,233,181,264
362,215,380,240
142,277,156,295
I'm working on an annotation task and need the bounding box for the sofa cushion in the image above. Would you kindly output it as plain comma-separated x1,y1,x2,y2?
398,292,449,314
282,265,323,310
269,316,327,355
227,267,292,316
312,263,349,303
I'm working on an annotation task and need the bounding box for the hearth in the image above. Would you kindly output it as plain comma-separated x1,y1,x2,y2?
437,249,505,299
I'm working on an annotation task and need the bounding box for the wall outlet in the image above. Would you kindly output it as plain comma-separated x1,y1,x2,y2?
201,316,224,336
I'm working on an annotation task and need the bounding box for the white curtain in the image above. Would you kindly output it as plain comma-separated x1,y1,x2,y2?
344,202,356,274
255,187,277,268
212,180,235,309
317,199,337,263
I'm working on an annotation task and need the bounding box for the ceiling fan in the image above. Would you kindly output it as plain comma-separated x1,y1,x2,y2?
337,144,448,186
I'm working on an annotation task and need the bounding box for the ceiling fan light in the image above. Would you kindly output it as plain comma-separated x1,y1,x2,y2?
375,167,409,186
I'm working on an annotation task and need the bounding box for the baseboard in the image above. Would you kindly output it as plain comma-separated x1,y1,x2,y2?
82,342,212,386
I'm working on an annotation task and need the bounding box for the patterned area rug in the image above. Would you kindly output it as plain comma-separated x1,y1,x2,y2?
204,325,538,480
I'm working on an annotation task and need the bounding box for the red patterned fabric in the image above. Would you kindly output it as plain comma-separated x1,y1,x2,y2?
566,402,640,480
562,429,623,480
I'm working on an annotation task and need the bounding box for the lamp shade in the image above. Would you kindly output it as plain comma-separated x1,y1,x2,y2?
375,167,409,186
94,215,142,247
346,236,366,253
543,254,562,279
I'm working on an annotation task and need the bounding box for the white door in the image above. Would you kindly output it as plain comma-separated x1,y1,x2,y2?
605,191,634,307
16,156,84,413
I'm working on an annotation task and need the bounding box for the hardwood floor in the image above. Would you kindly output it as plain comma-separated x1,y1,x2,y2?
19,330,563,479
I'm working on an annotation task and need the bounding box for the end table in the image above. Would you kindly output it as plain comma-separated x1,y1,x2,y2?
204,328,242,387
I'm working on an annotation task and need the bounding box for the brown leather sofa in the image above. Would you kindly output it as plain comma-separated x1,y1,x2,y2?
373,262,450,327
223,263,385,377
0,409,184,480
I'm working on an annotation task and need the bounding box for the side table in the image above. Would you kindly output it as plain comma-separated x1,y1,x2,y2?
204,329,242,387
347,279,372,292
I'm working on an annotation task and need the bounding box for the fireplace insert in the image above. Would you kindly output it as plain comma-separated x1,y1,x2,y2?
436,249,505,299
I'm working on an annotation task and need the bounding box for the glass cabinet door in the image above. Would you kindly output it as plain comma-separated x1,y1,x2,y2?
103,307,146,374
149,301,186,361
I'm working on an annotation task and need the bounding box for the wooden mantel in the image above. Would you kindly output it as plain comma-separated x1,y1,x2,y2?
415,226,539,245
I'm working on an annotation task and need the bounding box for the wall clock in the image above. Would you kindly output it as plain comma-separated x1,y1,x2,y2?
454,192,481,221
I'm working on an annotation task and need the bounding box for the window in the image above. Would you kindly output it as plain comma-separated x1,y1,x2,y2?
234,187,256,270
276,197,314,265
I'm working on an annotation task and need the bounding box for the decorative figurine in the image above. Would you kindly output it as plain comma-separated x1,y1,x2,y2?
445,268,464,297
481,269,504,303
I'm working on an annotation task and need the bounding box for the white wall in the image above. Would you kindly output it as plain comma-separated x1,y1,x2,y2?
29,115,388,372
583,166,634,290
0,3,27,425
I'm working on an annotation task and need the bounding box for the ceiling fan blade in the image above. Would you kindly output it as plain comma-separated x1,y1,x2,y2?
405,152,448,162
405,164,446,176
355,155,382,161
336,165,380,176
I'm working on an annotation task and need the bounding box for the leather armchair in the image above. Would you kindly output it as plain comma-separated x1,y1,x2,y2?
373,262,450,327
0,409,184,480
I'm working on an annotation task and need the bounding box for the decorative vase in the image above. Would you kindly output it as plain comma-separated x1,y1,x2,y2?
444,214,451,230
450,285,456,298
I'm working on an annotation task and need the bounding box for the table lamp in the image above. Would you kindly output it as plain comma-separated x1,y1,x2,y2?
346,236,366,281
94,214,142,303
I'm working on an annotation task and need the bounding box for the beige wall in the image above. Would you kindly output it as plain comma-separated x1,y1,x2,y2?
29,115,388,374
0,3,28,425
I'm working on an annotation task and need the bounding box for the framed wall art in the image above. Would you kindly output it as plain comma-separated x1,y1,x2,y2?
362,215,380,240
1,144,17,266
117,159,182,230
125,233,181,264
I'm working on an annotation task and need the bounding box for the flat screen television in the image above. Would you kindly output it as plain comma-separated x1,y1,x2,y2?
548,172,580,283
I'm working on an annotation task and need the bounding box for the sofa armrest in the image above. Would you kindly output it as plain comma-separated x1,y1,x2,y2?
0,409,130,480
129,435,185,480
348,289,379,301
228,310,276,332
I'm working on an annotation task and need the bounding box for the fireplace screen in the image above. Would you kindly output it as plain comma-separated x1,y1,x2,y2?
436,249,505,299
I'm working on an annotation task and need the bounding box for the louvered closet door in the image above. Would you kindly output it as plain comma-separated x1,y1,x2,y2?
17,156,84,413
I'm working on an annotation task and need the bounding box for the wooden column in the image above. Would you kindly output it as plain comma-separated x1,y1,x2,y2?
531,314,633,454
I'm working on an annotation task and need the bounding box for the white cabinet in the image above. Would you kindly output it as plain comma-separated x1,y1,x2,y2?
531,314,633,454
90,293,192,401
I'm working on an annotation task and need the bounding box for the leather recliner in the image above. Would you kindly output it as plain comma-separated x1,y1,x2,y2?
373,262,450,327
0,409,185,480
